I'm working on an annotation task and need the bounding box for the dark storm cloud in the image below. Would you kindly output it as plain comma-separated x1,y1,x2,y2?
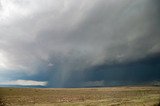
0,0,160,87
44,55,160,87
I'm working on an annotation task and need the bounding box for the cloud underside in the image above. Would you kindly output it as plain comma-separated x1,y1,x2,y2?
0,0,160,87
0,80,47,86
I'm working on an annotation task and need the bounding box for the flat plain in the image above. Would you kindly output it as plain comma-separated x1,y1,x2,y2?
0,86,160,106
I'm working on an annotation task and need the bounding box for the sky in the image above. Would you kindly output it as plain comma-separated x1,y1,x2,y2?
0,0,160,87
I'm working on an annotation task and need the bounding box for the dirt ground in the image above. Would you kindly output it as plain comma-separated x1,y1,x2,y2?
0,86,160,106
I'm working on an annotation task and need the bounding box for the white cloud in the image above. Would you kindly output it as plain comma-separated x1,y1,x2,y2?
0,80,48,86
48,63,54,67
0,52,8,68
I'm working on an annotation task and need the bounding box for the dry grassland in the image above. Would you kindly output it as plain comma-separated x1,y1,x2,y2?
0,86,160,106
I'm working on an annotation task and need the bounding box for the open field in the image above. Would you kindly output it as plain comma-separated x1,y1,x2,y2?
0,86,160,106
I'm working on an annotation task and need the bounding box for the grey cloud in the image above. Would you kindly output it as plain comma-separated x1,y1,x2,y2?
68,0,160,63
0,0,160,86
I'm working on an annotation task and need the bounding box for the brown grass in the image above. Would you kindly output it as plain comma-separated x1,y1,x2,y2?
153,99,160,106
0,98,6,106
0,86,160,106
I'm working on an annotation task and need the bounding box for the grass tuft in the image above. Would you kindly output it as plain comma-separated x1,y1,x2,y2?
0,98,5,106
153,99,160,106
